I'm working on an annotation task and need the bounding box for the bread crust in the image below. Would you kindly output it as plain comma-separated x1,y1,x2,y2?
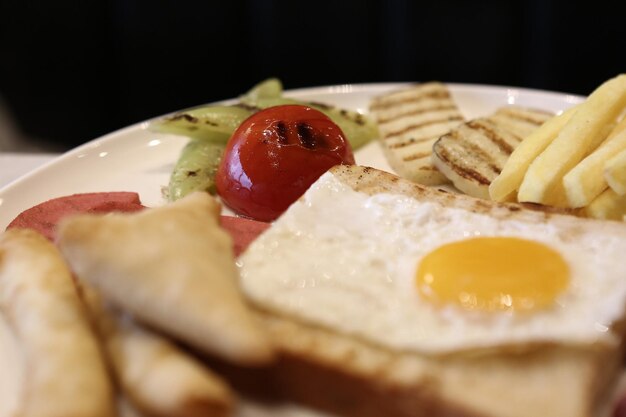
332,164,603,223
209,308,621,417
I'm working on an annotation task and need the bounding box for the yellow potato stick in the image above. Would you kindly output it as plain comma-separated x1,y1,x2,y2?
518,74,626,206
605,147,626,195
607,114,626,140
563,127,626,207
584,187,626,220
489,105,578,202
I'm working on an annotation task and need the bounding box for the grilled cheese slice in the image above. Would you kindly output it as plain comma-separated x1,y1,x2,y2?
432,107,553,199
370,82,465,185
489,106,554,139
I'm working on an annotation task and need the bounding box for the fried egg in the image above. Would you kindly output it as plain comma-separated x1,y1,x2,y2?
238,171,626,354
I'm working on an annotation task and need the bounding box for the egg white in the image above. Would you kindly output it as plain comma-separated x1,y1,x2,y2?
238,172,626,354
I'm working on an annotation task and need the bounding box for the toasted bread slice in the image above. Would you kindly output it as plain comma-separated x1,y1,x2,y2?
250,311,619,417
236,165,626,417
432,107,553,199
0,229,115,417
369,82,465,185
57,192,273,366
80,284,234,417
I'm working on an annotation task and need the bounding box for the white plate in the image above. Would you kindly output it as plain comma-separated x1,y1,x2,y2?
0,83,583,230
0,83,584,416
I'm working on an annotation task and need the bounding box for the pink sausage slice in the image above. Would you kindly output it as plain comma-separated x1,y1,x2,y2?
219,216,269,256
7,192,144,240
6,192,269,255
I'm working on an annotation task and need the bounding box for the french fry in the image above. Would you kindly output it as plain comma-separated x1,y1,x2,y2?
563,121,626,207
0,229,115,417
608,112,626,138
584,187,626,220
81,284,234,417
605,147,626,195
518,74,626,206
489,105,578,202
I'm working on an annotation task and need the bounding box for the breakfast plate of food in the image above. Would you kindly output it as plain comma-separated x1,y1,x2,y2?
1,76,626,417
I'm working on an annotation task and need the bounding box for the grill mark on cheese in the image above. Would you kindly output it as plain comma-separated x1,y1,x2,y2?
384,116,464,138
370,90,450,111
507,131,524,144
435,146,491,185
434,127,502,175
387,135,439,148
402,152,431,162
448,128,503,175
466,120,515,155
377,104,459,124
496,108,552,125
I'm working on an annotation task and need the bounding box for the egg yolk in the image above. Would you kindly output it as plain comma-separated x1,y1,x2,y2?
416,237,569,312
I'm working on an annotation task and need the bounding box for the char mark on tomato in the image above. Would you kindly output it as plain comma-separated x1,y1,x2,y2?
296,122,319,149
274,121,289,145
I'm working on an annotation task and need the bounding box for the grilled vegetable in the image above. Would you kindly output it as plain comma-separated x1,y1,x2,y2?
156,78,377,203
168,137,226,201
150,105,253,141
241,77,283,101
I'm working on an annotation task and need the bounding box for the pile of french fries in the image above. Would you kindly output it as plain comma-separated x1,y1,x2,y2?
489,74,626,220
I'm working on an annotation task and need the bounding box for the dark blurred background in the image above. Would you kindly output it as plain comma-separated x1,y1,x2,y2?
0,0,624,151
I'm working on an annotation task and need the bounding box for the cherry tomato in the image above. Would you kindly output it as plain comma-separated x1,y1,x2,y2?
215,105,355,221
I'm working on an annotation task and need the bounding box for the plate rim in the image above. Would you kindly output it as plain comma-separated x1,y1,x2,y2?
0,82,585,228
0,82,585,190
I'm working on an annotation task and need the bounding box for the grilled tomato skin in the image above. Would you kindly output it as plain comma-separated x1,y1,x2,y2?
216,105,355,221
